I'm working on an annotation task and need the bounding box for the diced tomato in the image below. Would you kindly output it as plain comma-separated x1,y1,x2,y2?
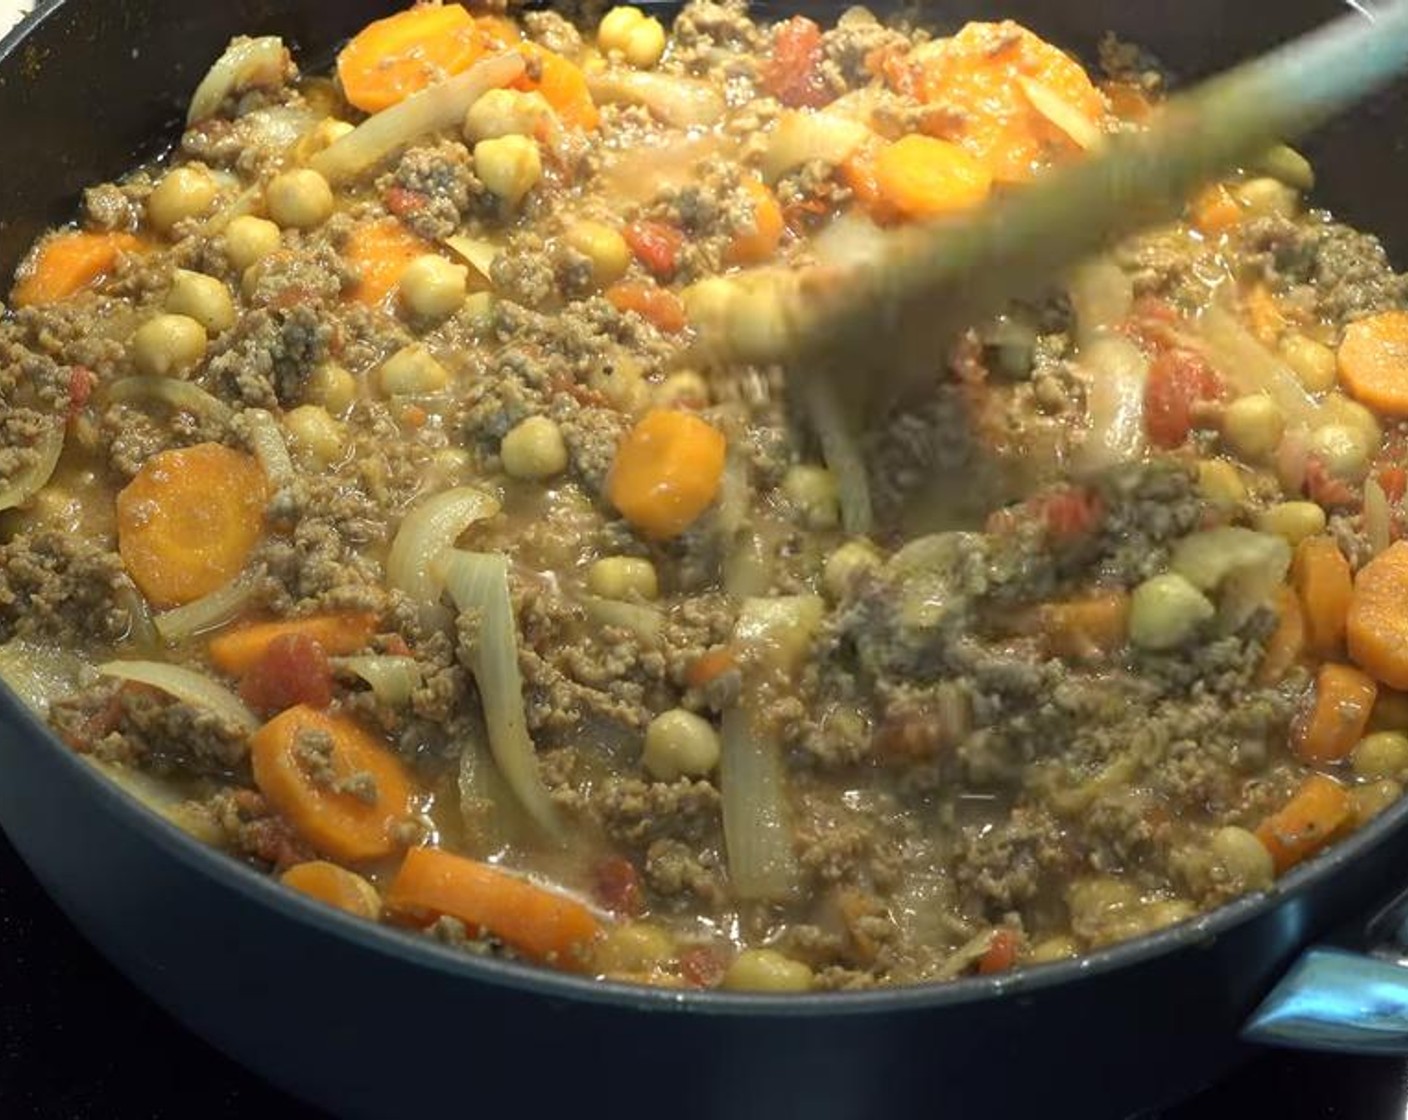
761,16,831,108
1143,348,1224,449
678,945,726,988
1303,458,1356,510
1378,465,1407,505
686,645,737,689
383,186,428,217
592,856,643,916
605,280,687,333
66,365,96,420
977,928,1018,975
1035,487,1104,541
238,633,334,716
623,220,684,280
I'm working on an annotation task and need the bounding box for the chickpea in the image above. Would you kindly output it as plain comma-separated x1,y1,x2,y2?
222,214,281,271
464,88,552,143
1210,826,1274,891
378,345,449,396
599,6,645,48
474,135,542,207
265,168,334,230
1307,422,1371,481
593,923,675,974
1221,394,1285,463
304,117,354,155
1028,936,1079,964
165,269,236,334
1196,459,1247,509
823,539,881,600
1322,395,1382,448
146,165,218,233
563,220,630,288
721,948,814,993
599,6,667,68
1234,177,1299,219
1128,572,1215,651
399,254,468,319
654,370,710,410
284,404,345,465
500,415,568,480
130,313,208,377
643,708,721,780
1352,730,1408,780
1352,778,1403,825
587,556,659,601
1255,500,1327,545
306,363,356,415
1280,333,1338,393
781,464,840,530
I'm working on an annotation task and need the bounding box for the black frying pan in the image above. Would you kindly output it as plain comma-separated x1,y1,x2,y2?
2,2,1408,1117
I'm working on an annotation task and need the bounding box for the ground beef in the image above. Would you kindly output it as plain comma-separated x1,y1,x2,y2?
381,141,488,241
0,531,133,645
667,0,763,73
593,776,722,848
83,183,141,232
201,787,312,870
523,9,584,55
205,304,334,408
954,805,1074,917
820,8,912,88
52,684,248,775
644,838,728,908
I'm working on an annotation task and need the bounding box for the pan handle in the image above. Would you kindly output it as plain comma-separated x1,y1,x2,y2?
1243,885,1408,1052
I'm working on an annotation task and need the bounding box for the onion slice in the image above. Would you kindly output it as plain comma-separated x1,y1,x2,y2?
438,550,563,840
387,486,501,606
106,377,234,423
97,660,259,734
1365,477,1392,556
443,235,498,286
244,408,294,490
187,36,291,125
762,110,870,183
1018,75,1102,151
0,421,63,512
334,655,423,707
1077,334,1150,471
801,375,872,534
153,575,259,644
584,68,724,128
719,706,799,901
1196,304,1322,426
582,595,663,644
312,53,526,183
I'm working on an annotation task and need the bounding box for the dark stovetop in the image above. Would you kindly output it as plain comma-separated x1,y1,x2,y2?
0,826,1404,1120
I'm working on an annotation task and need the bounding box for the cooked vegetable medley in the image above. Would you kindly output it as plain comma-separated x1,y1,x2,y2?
5,1,1408,991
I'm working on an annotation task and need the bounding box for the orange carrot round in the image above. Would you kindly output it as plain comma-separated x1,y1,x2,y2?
607,408,726,540
116,443,267,608
511,43,598,131
1291,535,1352,659
1338,311,1408,418
1255,773,1353,872
1291,662,1377,764
342,218,433,308
11,230,144,307
1347,541,1408,689
337,4,485,113
281,860,382,919
725,178,785,265
208,613,378,676
1257,585,1307,685
387,846,604,969
251,706,415,863
605,280,686,333
872,135,992,221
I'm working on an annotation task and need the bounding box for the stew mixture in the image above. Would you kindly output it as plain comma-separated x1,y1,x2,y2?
4,1,1408,992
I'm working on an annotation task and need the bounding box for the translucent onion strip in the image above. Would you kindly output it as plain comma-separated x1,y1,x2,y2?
1197,304,1322,426
106,377,234,423
0,421,63,511
97,660,259,733
1365,477,1392,556
334,655,423,707
719,706,800,902
1018,75,1103,151
438,550,563,840
801,375,872,534
582,595,663,644
187,35,290,124
153,574,258,644
387,486,501,605
443,235,498,286
244,408,294,490
312,53,526,183
584,68,724,128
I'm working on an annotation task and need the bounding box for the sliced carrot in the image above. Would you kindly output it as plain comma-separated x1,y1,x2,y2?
387,846,604,968
1291,662,1377,765
251,705,414,863
1338,310,1408,418
1291,535,1353,659
115,443,267,608
605,280,686,333
895,21,1104,183
725,177,785,265
337,4,484,113
1190,184,1242,237
281,860,382,919
1347,540,1408,689
208,613,377,676
11,230,145,307
607,408,726,540
1255,773,1353,872
871,135,992,221
1039,591,1129,660
1257,585,1307,685
342,217,433,308
511,43,598,131
686,645,737,689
